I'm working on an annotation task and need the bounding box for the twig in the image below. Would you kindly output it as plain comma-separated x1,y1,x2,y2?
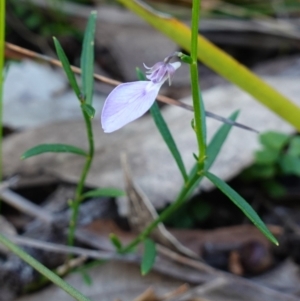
56,256,87,276
0,188,53,224
157,244,217,274
4,42,188,109
161,284,189,300
3,233,139,262
4,43,257,133
168,278,227,301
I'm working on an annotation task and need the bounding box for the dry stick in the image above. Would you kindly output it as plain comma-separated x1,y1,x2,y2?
168,278,227,301
0,188,293,299
157,245,217,274
4,42,190,110
3,233,139,262
0,179,53,224
0,186,53,223
157,244,298,301
161,284,189,300
8,230,297,301
1,189,53,223
5,43,257,132
0,185,216,277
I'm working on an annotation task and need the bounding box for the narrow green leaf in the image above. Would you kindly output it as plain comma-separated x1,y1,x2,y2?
206,111,239,170
204,171,278,245
136,68,188,182
135,67,146,80
81,103,95,119
82,188,126,199
21,144,87,159
150,102,188,182
53,37,81,100
81,272,93,286
187,111,239,196
199,91,207,152
0,234,92,301
141,238,156,275
80,11,97,105
109,234,123,252
0,0,5,182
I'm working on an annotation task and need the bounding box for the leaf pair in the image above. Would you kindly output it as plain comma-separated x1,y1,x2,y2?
22,12,97,161
148,103,278,247
53,11,97,116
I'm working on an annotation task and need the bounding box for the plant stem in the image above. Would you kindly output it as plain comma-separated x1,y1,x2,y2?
0,234,91,301
0,0,5,182
119,0,206,255
68,111,94,247
120,172,201,253
190,0,206,169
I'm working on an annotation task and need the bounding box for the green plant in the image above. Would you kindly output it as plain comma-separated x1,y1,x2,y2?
21,12,124,248
242,131,300,198
104,0,278,275
0,0,280,298
0,0,5,180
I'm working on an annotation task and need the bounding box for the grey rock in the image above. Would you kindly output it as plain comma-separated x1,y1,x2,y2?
3,77,300,209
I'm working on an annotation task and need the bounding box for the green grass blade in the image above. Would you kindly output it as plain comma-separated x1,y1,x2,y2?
141,238,156,275
80,11,97,105
199,92,207,151
0,234,91,301
187,111,239,196
53,37,81,100
0,0,5,181
206,110,239,170
21,144,87,159
81,188,126,199
136,68,188,182
109,234,123,252
119,0,300,131
204,171,278,245
150,101,188,182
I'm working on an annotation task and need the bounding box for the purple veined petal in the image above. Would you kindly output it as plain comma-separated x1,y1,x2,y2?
101,81,162,133
143,62,163,73
145,61,181,85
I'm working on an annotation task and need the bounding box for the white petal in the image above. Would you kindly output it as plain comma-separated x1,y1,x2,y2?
101,81,161,133
170,61,181,70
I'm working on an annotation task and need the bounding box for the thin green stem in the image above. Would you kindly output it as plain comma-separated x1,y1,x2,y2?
119,0,207,255
0,234,91,301
120,172,201,253
190,0,206,169
68,111,94,247
0,0,5,182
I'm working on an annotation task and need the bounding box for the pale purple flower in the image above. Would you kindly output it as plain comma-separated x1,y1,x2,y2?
101,60,181,133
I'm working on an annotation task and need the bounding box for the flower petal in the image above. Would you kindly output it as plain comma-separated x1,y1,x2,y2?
170,61,181,70
101,81,161,133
